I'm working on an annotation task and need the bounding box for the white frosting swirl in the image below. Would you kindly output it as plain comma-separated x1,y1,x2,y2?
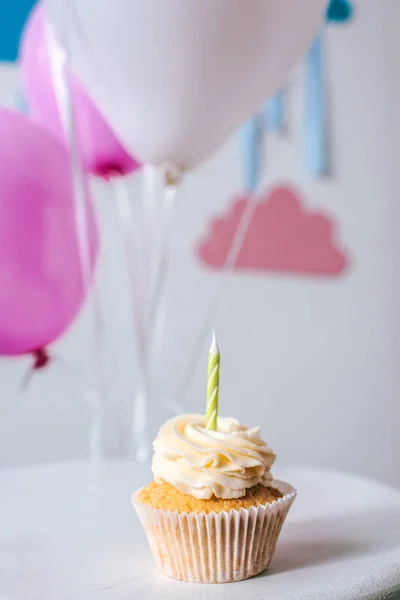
152,414,276,499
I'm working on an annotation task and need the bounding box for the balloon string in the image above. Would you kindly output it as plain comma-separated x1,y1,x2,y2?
44,8,112,460
111,168,181,459
141,165,157,328
146,178,177,343
50,3,179,451
144,169,183,423
109,167,159,461
110,176,143,345
176,190,259,405
110,175,150,461
130,166,181,456
133,165,160,460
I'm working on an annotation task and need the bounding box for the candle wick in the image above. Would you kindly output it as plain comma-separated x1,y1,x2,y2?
210,330,219,354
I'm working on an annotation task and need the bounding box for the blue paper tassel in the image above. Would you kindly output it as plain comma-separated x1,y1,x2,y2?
238,115,265,194
305,34,328,177
266,91,285,133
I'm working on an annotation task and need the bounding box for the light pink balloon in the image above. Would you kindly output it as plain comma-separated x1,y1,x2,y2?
0,109,98,357
20,3,140,178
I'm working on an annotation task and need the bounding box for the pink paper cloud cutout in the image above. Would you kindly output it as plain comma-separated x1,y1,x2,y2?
196,186,348,275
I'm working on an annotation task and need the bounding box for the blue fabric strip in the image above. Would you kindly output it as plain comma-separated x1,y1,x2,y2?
305,33,328,176
238,115,264,194
266,91,285,132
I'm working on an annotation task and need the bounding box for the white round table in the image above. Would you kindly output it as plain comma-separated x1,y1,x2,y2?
1,461,399,600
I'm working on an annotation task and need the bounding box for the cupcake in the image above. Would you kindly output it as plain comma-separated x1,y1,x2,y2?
132,413,296,583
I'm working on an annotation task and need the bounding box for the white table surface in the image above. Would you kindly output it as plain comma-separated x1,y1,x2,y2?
0,461,399,600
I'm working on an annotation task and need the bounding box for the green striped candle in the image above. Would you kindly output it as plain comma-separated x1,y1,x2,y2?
206,331,220,431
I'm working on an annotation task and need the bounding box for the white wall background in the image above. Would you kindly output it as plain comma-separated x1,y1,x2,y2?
0,1,399,487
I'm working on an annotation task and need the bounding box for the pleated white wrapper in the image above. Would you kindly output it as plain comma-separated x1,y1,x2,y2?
132,480,296,583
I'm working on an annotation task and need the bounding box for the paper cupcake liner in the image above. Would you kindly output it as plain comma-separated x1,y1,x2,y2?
132,480,296,584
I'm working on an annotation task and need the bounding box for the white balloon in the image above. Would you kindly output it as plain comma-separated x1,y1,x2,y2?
48,0,326,167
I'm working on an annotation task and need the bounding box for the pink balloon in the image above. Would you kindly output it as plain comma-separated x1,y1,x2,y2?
0,109,98,357
20,3,140,179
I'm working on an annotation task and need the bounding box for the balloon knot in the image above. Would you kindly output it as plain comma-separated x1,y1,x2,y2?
95,163,124,180
32,348,50,370
163,164,186,186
